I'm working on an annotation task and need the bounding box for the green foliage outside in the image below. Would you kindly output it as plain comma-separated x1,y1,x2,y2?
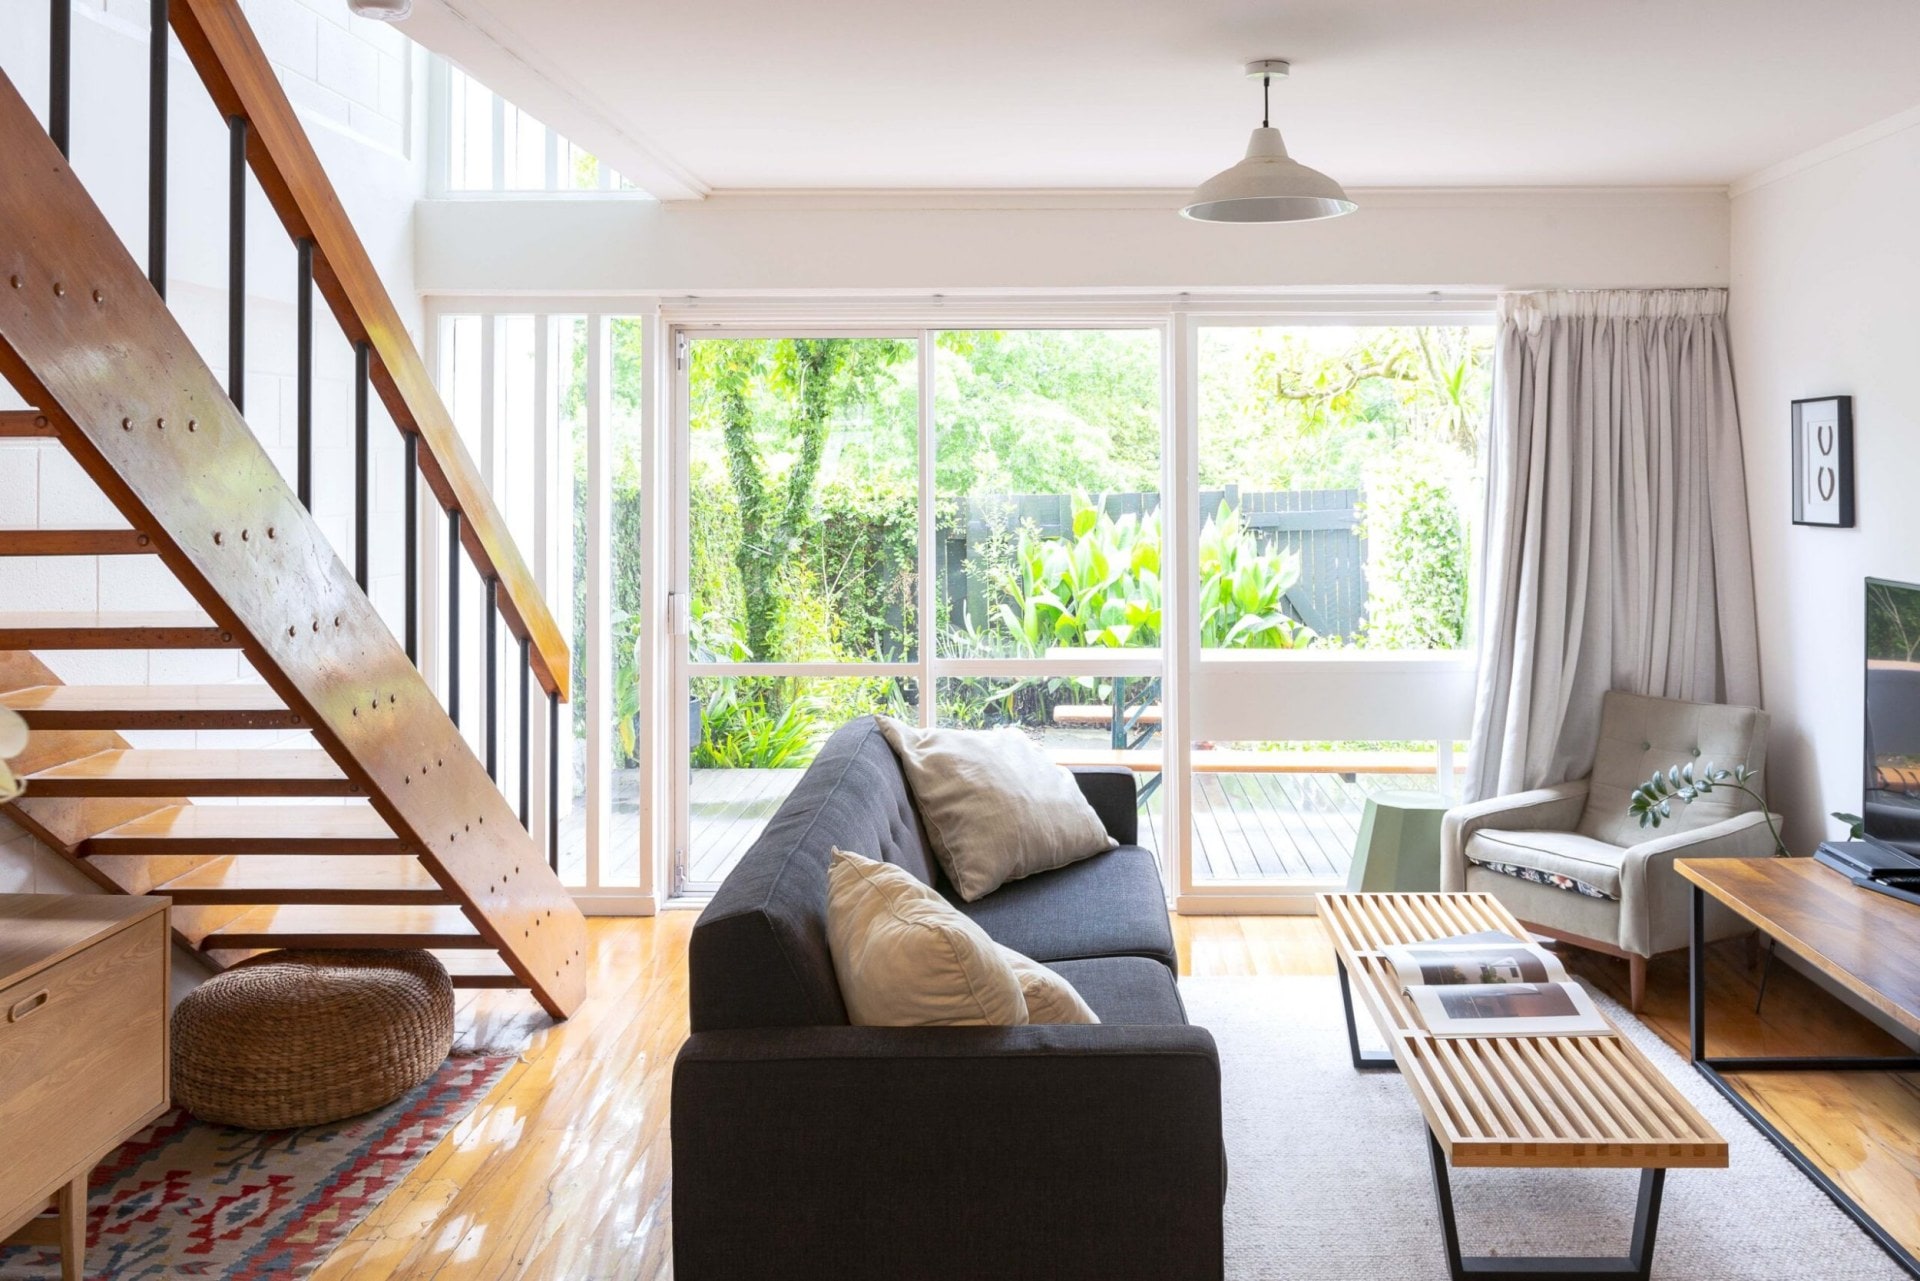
573,325,1490,772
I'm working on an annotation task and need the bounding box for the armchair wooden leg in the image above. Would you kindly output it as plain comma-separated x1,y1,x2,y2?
1628,954,1647,1014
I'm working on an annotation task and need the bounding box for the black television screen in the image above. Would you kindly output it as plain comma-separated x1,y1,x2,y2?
1864,577,1920,854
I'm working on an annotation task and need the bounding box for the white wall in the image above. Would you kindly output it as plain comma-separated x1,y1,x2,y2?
414,187,1730,297
0,0,429,946
1729,105,1920,854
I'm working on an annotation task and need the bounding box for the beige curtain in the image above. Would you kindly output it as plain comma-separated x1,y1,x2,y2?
1465,289,1763,801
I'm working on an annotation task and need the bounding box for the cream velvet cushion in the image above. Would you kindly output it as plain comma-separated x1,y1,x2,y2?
825,849,1028,1026
1000,946,1099,1024
877,716,1117,902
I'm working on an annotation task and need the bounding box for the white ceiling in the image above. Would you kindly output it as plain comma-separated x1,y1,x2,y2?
405,0,1920,199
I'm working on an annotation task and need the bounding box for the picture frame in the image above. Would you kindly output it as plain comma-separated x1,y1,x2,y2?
1792,395,1854,528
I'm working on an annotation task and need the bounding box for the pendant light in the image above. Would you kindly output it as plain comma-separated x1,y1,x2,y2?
1181,61,1355,224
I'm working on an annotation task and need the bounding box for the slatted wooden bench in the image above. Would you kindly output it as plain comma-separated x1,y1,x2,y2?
1317,891,1726,1281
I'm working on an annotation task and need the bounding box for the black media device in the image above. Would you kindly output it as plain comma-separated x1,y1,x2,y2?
1845,577,1920,906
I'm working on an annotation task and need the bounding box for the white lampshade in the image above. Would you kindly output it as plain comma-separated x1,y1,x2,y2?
1181,125,1356,224
347,0,412,19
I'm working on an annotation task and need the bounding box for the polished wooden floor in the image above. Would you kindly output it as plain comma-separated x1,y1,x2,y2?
313,913,1920,1280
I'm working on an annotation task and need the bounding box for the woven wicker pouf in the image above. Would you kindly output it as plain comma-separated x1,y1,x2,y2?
172,948,455,1129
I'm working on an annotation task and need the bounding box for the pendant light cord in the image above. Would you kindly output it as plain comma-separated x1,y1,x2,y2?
1262,74,1270,128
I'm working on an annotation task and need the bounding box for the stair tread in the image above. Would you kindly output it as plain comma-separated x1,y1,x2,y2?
0,610,235,648
155,856,449,904
84,802,400,851
0,530,153,555
27,749,355,797
3,684,298,729
201,903,485,950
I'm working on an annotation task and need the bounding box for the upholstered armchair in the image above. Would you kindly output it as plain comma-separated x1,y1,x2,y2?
1441,691,1778,1011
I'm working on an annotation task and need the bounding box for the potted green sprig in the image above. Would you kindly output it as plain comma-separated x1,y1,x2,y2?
1627,761,1791,858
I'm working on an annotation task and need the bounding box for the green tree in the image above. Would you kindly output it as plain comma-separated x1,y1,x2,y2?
690,337,912,663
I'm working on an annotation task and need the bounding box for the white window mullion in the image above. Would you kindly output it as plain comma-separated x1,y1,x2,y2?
584,314,612,893
916,330,936,729
531,313,553,858
635,305,663,907
1167,312,1197,906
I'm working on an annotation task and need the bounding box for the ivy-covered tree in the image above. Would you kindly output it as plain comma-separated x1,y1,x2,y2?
692,337,912,663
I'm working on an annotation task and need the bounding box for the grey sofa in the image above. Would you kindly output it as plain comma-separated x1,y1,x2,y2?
671,716,1225,1281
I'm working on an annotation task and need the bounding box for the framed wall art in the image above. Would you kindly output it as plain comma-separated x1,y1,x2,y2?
1792,395,1854,528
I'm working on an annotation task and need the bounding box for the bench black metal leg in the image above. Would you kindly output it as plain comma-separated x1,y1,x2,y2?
1427,1133,1664,1281
1336,956,1398,1072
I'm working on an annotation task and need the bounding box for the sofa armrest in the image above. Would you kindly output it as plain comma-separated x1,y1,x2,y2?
1441,780,1591,891
1617,811,1783,955
1071,766,1139,845
671,1023,1223,1281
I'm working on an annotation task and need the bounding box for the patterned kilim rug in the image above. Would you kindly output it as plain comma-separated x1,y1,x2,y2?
0,1052,514,1281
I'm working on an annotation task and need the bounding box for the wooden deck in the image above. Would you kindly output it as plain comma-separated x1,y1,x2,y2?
681,765,1445,889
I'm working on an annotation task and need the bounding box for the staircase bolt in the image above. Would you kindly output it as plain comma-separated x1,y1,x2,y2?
240,529,249,541
91,289,102,304
187,419,196,432
156,417,165,430
52,282,64,296
212,531,223,545
121,417,132,431
8,275,19,289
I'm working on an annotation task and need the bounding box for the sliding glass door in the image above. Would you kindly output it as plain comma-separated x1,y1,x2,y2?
1177,320,1490,907
669,327,1166,896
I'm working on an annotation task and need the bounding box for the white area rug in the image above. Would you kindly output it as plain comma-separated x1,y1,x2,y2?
1181,976,1909,1281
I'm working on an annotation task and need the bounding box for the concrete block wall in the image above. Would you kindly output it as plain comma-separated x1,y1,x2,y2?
0,0,429,914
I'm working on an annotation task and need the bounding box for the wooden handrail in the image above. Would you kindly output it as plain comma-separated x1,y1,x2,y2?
166,0,569,700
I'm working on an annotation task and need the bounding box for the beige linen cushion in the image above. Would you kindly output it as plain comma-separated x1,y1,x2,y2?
1000,946,1099,1024
825,848,1028,1026
876,716,1118,902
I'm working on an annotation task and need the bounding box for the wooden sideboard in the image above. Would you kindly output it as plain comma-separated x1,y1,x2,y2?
0,894,171,1281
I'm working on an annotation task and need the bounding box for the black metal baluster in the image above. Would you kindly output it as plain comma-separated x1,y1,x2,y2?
353,342,370,591
49,0,71,157
148,0,167,296
519,638,531,828
295,239,313,508
447,510,461,727
403,435,418,664
484,577,499,781
227,116,246,410
548,691,560,873
399,437,414,668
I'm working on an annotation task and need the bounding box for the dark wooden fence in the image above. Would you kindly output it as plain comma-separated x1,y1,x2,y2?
940,488,1367,639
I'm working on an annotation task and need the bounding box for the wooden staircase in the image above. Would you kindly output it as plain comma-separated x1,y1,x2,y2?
0,2,587,1017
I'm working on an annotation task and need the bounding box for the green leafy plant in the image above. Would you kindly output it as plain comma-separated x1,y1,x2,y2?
1628,762,1790,858
1832,811,1866,839
692,684,823,770
1197,502,1314,650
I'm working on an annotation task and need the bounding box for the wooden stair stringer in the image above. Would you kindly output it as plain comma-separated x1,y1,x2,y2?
0,77,586,1018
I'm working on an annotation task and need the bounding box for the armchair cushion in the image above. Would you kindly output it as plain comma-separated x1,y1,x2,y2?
1464,829,1624,900
1578,691,1769,849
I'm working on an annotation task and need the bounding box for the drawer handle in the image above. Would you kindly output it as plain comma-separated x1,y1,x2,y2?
8,990,49,1022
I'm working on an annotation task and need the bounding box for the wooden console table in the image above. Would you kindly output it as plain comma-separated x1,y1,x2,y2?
1678,857,1920,1279
1320,890,1726,1281
0,895,170,1281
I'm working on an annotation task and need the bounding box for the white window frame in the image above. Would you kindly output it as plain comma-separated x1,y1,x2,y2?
426,291,1496,915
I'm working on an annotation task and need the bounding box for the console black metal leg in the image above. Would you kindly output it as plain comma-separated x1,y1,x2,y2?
1427,1133,1664,1281
1688,882,1706,1064
1336,956,1398,1072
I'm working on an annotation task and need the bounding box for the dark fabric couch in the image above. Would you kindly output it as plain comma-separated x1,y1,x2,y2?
672,716,1225,1281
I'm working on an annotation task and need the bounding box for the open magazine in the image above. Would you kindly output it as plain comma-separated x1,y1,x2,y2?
1383,930,1610,1038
